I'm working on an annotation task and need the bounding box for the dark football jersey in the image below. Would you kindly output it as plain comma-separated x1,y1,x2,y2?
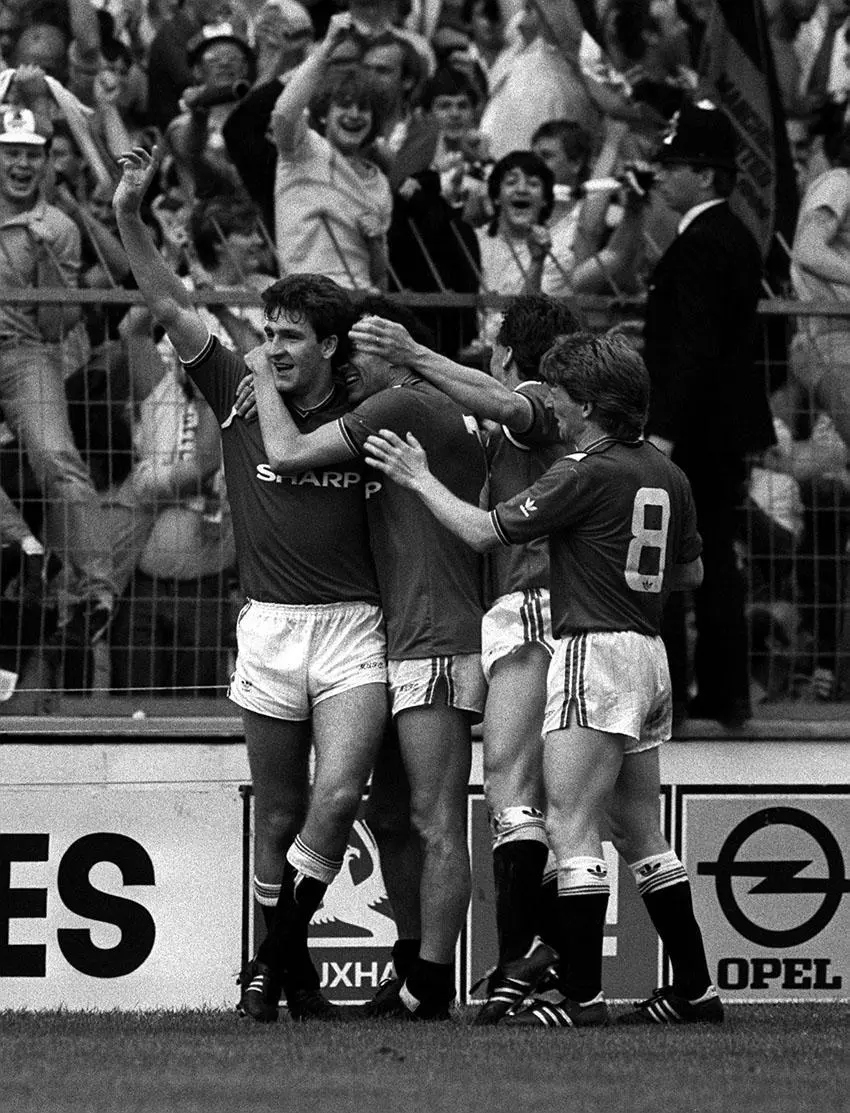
339,378,487,658
182,335,379,606
491,438,702,637
485,381,564,603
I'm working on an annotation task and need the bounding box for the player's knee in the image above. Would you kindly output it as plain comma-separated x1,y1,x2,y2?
490,805,548,850
410,801,466,855
364,795,412,844
255,800,303,852
607,800,661,861
311,781,363,828
544,808,597,855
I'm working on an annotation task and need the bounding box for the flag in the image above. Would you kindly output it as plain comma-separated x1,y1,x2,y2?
698,0,798,277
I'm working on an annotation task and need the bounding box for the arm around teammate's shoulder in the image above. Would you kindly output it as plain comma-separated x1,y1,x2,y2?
349,316,533,431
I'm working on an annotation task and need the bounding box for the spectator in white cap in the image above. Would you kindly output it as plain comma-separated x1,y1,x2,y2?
0,104,115,676
166,20,256,198
223,0,313,232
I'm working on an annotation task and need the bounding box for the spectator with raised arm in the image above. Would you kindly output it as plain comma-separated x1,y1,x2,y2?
165,21,256,200
221,0,313,235
270,11,392,288
479,0,597,160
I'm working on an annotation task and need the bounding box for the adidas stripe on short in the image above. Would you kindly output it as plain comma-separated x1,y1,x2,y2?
543,629,672,751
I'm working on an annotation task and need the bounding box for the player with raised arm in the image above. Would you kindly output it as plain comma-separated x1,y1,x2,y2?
350,298,581,1024
364,332,724,1027
113,148,388,1023
249,297,488,1020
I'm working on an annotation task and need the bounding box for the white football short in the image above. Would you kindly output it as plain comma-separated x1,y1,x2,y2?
388,653,487,717
481,588,555,682
228,599,387,720
543,630,672,752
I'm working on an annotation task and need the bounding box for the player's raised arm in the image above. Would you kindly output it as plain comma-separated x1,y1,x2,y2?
365,429,499,552
350,316,534,433
112,146,209,362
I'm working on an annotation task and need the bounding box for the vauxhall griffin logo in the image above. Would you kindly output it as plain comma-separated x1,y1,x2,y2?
309,821,395,947
697,807,850,948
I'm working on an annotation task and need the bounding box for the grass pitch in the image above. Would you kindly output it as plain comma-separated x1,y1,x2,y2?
1,1005,847,1113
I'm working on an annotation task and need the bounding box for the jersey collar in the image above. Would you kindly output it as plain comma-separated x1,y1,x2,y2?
289,384,338,419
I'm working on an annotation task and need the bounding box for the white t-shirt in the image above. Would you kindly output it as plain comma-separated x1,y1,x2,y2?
476,226,574,344
274,124,393,289
791,167,850,336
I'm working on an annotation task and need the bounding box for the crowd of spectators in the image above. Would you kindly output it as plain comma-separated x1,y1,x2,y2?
0,0,848,706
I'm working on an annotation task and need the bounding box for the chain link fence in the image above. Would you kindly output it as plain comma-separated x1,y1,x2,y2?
0,288,847,714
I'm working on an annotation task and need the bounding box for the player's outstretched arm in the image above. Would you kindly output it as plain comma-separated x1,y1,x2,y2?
365,429,499,552
350,316,534,432
113,147,209,362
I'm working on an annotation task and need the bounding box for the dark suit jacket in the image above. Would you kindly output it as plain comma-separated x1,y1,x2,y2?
643,201,774,458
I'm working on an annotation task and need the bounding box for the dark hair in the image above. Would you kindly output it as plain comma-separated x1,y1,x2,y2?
604,0,653,62
496,294,582,381
49,118,78,150
486,150,555,235
531,119,593,182
813,96,850,165
309,67,386,147
190,198,261,270
539,332,650,439
356,293,436,349
262,274,357,369
101,33,133,69
418,65,480,111
363,31,428,93
461,0,503,24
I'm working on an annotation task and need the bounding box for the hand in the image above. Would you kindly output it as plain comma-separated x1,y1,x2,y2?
93,70,122,108
349,315,418,365
10,64,49,103
620,160,656,205
461,131,491,163
322,11,353,51
233,371,258,421
113,146,159,217
437,153,465,205
528,224,551,264
356,211,386,240
364,428,432,490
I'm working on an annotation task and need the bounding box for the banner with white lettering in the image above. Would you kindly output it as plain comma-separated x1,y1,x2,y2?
699,0,798,269
0,785,242,1008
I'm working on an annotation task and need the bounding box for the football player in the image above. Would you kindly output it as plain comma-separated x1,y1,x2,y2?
250,297,488,1020
350,297,581,1023
364,332,723,1027
114,147,387,1023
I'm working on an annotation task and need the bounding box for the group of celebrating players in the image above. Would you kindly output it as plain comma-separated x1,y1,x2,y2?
112,143,723,1029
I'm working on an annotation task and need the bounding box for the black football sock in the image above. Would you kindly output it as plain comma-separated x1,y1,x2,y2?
256,859,326,989
631,851,712,999
404,957,455,1007
391,937,421,981
537,873,560,954
492,840,549,963
556,857,610,1004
